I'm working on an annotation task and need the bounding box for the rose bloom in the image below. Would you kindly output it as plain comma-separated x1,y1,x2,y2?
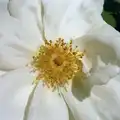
0,0,120,120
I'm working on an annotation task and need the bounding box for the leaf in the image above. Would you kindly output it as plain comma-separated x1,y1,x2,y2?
102,11,116,28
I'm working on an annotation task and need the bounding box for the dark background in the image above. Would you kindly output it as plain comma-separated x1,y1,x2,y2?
102,0,120,32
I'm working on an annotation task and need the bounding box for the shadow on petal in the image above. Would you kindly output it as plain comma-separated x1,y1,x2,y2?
72,71,91,101
68,105,75,120
71,70,110,101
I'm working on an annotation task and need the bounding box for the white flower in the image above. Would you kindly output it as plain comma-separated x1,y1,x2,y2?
0,0,120,120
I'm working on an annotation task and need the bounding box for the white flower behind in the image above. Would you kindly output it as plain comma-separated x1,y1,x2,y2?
0,0,120,120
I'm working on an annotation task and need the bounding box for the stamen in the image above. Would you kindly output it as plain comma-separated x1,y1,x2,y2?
30,38,85,90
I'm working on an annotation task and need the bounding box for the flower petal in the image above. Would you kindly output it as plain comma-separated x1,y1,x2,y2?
73,23,120,85
91,80,120,120
0,1,29,71
71,64,120,101
64,74,120,120
0,68,34,120
107,74,120,99
88,64,120,85
89,23,120,63
42,0,73,40
0,35,33,70
0,70,6,76
76,23,120,70
59,0,104,41
63,90,100,120
8,0,44,49
0,0,44,70
0,0,9,14
26,84,69,120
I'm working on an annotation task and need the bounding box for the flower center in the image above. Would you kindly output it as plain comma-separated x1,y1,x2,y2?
30,38,85,90
53,56,63,66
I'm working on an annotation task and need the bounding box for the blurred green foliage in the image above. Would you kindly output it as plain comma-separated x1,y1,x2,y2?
102,0,120,31
102,11,116,27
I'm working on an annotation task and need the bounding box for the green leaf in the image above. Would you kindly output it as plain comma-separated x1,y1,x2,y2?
102,11,116,28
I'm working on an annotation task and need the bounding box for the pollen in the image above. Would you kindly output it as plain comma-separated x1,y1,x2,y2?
30,38,85,90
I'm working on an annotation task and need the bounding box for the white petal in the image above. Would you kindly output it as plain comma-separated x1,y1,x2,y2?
76,23,120,71
8,0,44,49
26,84,69,120
73,23,120,84
91,84,120,120
89,23,120,62
63,74,120,120
88,64,120,85
0,35,33,70
7,0,25,18
71,64,120,102
0,0,44,70
0,70,6,76
0,68,34,120
63,90,100,120
0,0,9,15
42,0,73,40
0,11,19,37
106,74,120,100
59,0,104,41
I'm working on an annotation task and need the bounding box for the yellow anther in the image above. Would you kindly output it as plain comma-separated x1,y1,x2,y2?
30,38,85,90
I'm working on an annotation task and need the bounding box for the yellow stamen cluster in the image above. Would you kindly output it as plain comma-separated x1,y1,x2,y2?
31,38,85,90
